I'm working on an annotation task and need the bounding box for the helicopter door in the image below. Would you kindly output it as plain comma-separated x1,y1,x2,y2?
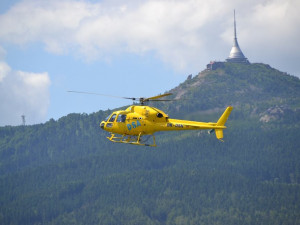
115,114,127,134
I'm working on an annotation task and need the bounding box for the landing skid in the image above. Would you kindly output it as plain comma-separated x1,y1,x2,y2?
107,132,157,147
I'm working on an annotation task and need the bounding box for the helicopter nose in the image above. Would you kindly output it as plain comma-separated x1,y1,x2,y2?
100,122,105,129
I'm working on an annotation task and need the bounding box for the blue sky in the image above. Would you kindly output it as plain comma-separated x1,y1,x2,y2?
0,0,299,126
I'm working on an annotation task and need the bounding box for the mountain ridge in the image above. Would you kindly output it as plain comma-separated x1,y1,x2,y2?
159,63,300,121
0,62,300,225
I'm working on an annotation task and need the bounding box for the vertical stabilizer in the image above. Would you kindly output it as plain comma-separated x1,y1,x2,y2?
214,106,233,141
217,106,233,126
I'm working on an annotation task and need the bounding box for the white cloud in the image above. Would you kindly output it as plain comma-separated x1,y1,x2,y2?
0,0,299,74
0,61,10,81
0,60,50,126
243,0,300,53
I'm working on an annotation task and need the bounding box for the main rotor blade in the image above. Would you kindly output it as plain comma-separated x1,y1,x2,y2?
68,91,173,104
67,90,131,100
147,99,173,102
144,93,172,101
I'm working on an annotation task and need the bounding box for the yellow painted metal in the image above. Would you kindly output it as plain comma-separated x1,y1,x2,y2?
100,105,233,146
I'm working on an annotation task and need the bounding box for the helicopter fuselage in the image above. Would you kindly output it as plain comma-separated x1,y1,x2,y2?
100,105,232,146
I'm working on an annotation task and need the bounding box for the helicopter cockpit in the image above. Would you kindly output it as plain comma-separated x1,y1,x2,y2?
100,112,127,130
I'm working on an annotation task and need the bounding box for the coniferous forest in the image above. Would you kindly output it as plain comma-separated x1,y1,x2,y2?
1,63,300,224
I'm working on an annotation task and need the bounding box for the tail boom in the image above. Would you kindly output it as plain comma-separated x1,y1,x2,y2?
160,106,233,140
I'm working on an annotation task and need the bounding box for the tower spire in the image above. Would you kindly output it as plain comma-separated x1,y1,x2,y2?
226,10,249,63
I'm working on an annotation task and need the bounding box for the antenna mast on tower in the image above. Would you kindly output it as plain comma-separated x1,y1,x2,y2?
21,115,26,126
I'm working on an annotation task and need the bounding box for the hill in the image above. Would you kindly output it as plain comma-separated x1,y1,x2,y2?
0,63,300,225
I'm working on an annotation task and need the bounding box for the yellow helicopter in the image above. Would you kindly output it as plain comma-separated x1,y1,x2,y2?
68,91,233,147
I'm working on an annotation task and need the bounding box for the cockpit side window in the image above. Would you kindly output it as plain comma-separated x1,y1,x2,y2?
116,114,126,122
104,114,112,122
109,114,117,122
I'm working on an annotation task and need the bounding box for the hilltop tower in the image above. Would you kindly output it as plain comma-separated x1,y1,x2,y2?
226,10,249,63
21,115,26,126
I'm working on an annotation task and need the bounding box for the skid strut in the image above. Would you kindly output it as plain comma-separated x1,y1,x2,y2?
107,132,156,147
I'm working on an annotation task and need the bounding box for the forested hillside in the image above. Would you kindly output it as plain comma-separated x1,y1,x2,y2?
1,63,300,225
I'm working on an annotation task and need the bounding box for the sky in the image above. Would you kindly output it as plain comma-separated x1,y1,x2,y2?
0,0,299,126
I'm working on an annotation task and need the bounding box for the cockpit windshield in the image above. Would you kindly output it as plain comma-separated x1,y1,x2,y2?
104,114,112,122
116,114,126,122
